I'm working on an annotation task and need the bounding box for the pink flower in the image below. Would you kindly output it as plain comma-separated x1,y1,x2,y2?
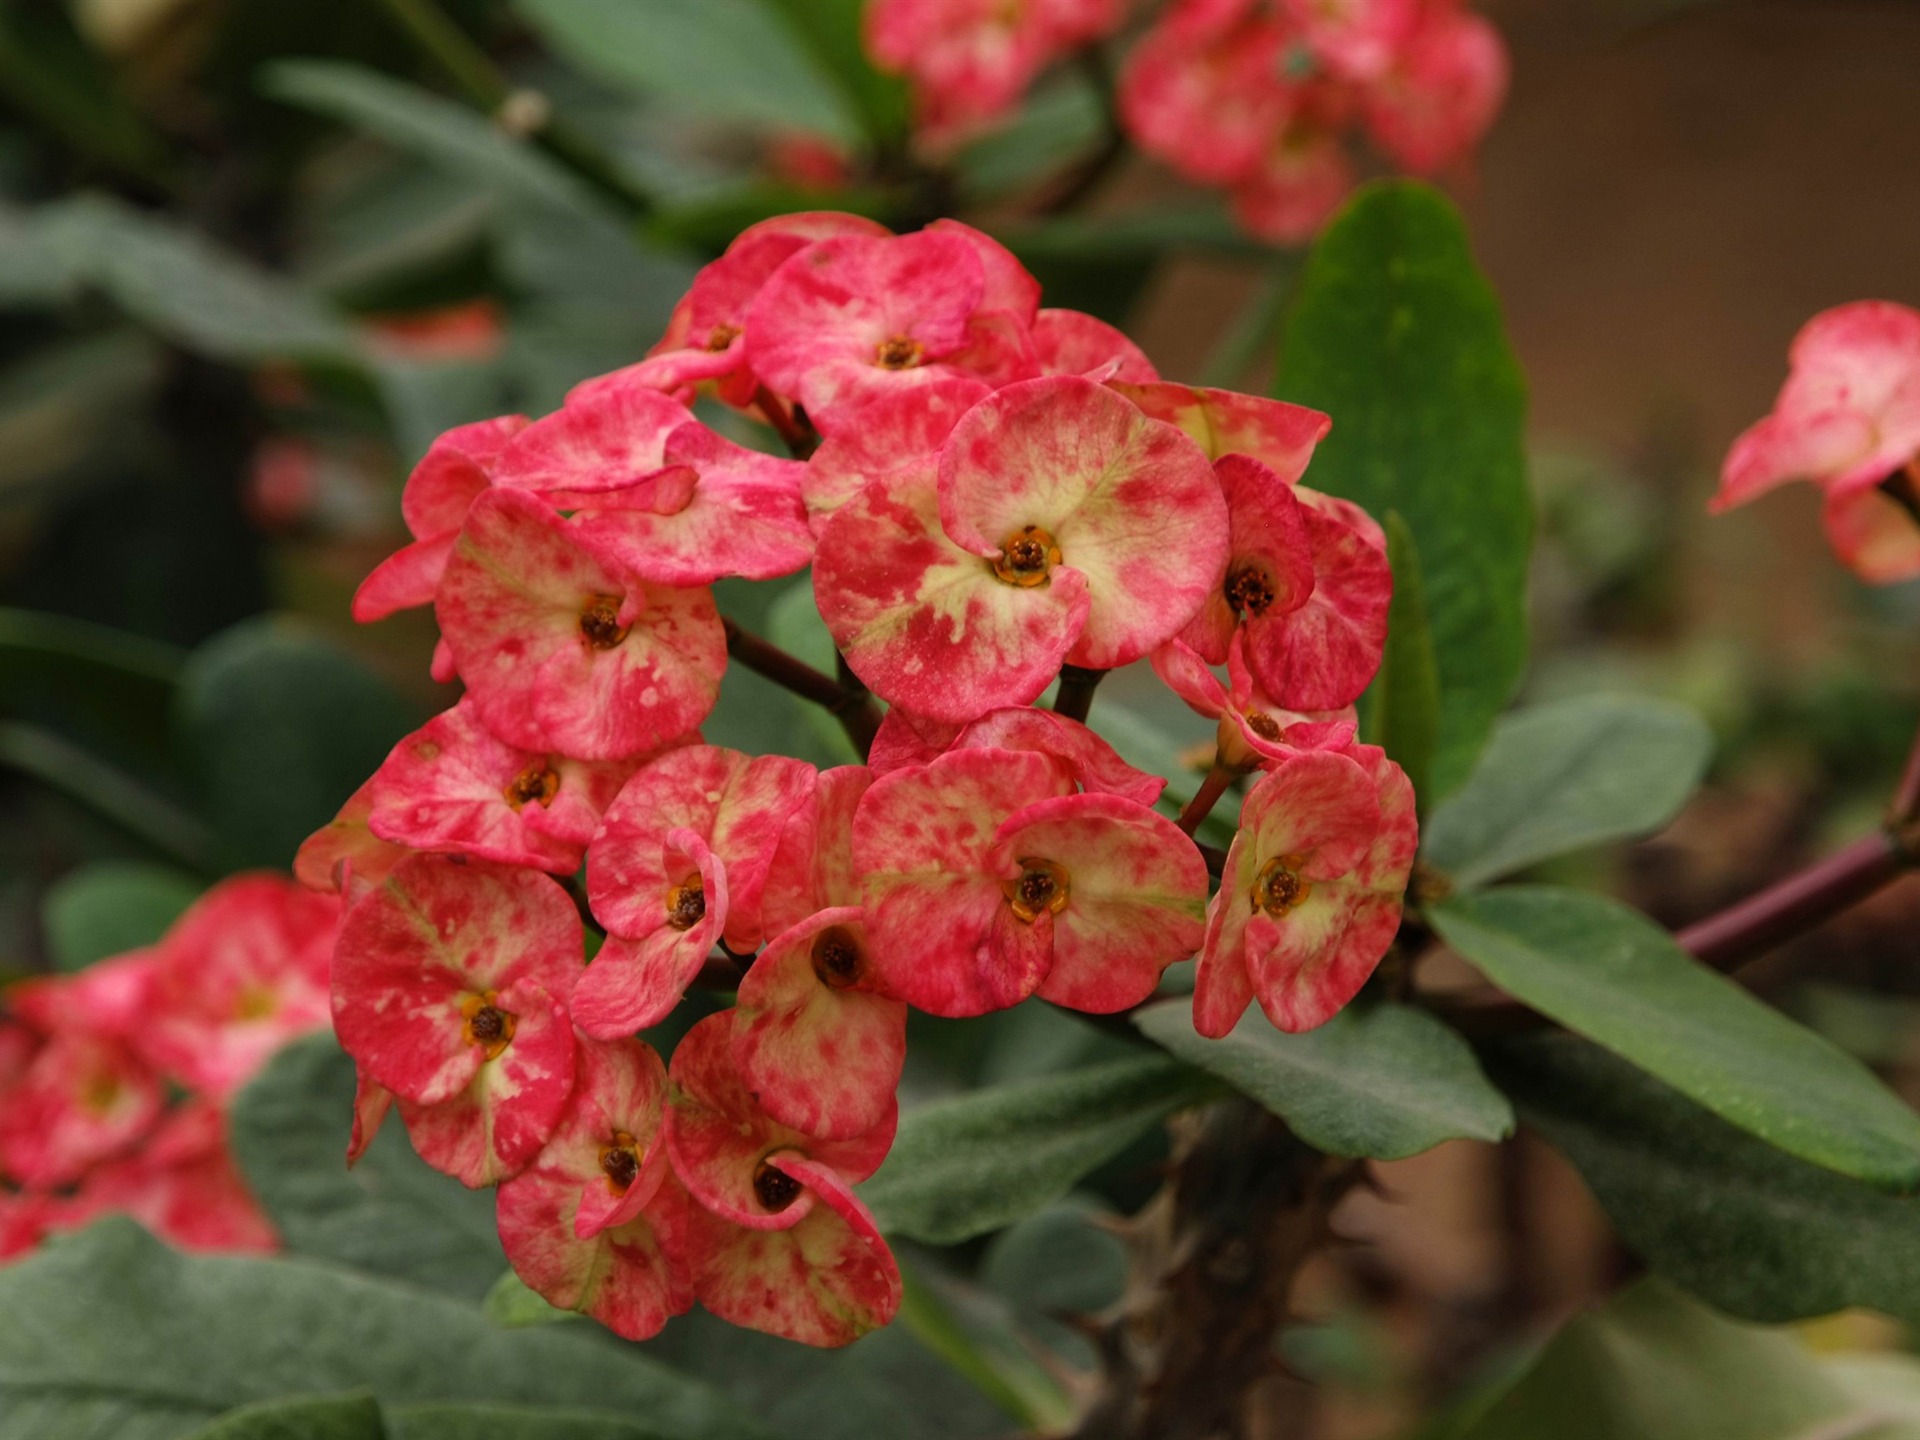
801,376,990,534
1231,124,1357,245
1282,0,1419,81
491,377,814,586
667,1014,900,1346
868,705,1166,806
815,376,1226,722
1153,634,1358,771
1033,309,1161,384
331,855,580,1186
366,697,653,874
0,1024,161,1188
746,229,1035,434
1363,2,1507,175
1178,453,1317,665
133,873,338,1101
352,415,528,622
1714,301,1920,583
495,1036,693,1340
853,748,1208,1016
867,0,1123,139
759,764,873,939
576,746,815,1038
1118,0,1293,185
59,1101,277,1255
435,488,726,761
1195,743,1415,1036
601,212,891,409
1110,380,1331,479
294,777,411,902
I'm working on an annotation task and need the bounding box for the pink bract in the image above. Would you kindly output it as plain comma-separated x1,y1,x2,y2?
134,873,338,1101
1033,309,1160,384
366,697,648,874
868,705,1166,807
1283,0,1419,81
731,906,907,1140
331,855,580,1186
1153,634,1359,772
435,488,725,761
663,1013,895,1230
746,230,1026,434
1232,127,1358,246
1180,453,1316,666
760,765,872,937
576,746,815,1037
294,777,411,900
686,1152,901,1347
353,415,527,623
1256,487,1391,709
1119,0,1292,185
802,376,990,533
1364,4,1508,175
0,1027,161,1188
1195,744,1416,1036
855,748,1205,1015
495,1037,693,1340
61,1100,277,1255
1111,381,1331,480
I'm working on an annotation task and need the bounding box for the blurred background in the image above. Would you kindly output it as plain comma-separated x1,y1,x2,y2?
2,0,1918,1434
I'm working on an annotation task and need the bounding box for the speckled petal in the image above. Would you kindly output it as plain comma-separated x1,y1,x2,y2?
1243,488,1390,710
573,829,729,1039
802,377,989,532
1110,381,1331,478
1033,308,1159,383
761,765,873,936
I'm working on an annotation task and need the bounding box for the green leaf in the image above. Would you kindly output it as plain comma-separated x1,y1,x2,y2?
1446,1278,1915,1440
0,606,182,771
383,1405,667,1439
1422,695,1713,888
1430,887,1920,1190
42,860,201,972
174,617,419,871
1366,513,1440,808
952,80,1103,204
759,0,911,145
859,1055,1221,1244
12,195,364,366
767,577,861,765
190,1394,387,1439
1488,1032,1920,1327
230,1035,506,1302
0,1218,764,1440
484,1271,581,1329
511,0,858,143
895,1265,1059,1429
0,720,214,869
1135,998,1510,1159
1274,181,1531,798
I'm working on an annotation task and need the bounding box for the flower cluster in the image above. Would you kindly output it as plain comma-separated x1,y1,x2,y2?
1714,300,1920,584
320,209,1415,1348
861,0,1505,244
0,874,335,1262
1119,0,1507,241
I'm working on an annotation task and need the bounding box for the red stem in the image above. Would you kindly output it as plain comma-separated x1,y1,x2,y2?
1054,664,1106,724
722,619,880,757
1177,766,1234,837
753,386,817,459
1677,831,1909,973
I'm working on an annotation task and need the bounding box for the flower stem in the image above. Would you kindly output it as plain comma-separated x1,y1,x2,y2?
1677,831,1911,973
1053,664,1106,724
1176,764,1234,837
755,386,818,460
722,619,880,758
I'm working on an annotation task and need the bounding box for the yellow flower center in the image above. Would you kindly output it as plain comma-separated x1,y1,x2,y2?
992,525,1060,587
1253,856,1312,917
1005,858,1071,923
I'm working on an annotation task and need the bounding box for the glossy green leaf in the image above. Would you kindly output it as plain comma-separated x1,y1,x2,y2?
1430,887,1920,1190
1488,1033,1920,1326
1449,1278,1920,1440
484,1271,580,1329
189,1394,387,1440
0,1218,766,1439
1366,513,1440,807
760,0,911,145
1422,695,1713,888
895,1265,1059,1429
230,1035,505,1302
383,1406,667,1439
511,0,857,143
174,617,419,872
1135,999,1511,1159
1275,181,1531,797
42,860,201,972
860,1055,1221,1244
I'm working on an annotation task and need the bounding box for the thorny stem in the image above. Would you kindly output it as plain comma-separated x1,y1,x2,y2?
1053,664,1106,724
722,619,881,758
1177,765,1235,837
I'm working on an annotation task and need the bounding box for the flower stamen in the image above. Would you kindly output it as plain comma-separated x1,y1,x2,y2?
600,1131,641,1193
810,926,864,989
503,761,561,810
1253,855,1312,917
579,594,629,650
752,1157,803,1213
462,993,518,1059
1005,858,1071,923
665,877,706,932
992,525,1061,587
873,334,923,370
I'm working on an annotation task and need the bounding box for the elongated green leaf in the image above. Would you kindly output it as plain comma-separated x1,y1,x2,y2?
0,1219,765,1440
484,1272,580,1329
0,606,181,769
13,195,363,365
1367,513,1440,808
859,1056,1221,1244
1135,999,1510,1158
1423,695,1713,888
1488,1033,1920,1326
174,618,419,872
1275,182,1530,797
231,1035,505,1302
1449,1278,1920,1440
384,1405,667,1439
42,860,201,972
190,1394,387,1440
512,0,857,142
0,720,213,868
760,0,911,144
1430,887,1920,1190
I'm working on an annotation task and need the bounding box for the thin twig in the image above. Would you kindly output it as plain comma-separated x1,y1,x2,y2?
1177,765,1234,837
1676,831,1910,972
1053,664,1106,724
722,619,881,758
754,386,817,459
